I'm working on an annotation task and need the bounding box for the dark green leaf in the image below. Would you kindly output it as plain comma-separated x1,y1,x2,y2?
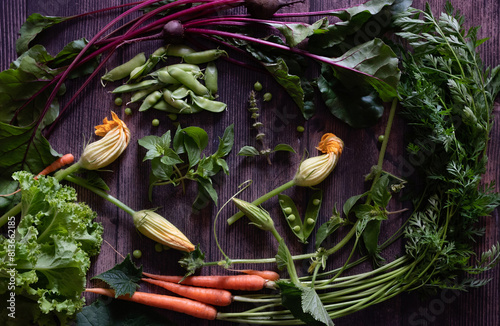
371,174,392,207
315,207,344,249
278,282,331,326
318,64,385,128
362,220,383,261
51,38,100,79
173,125,184,154
302,287,334,326
275,238,289,270
0,123,59,213
16,13,69,54
160,148,183,166
195,177,218,206
343,192,368,216
92,255,142,298
271,18,329,47
150,157,174,181
216,124,235,157
138,131,171,161
273,144,296,153
77,297,173,326
238,146,260,157
182,126,208,151
216,158,229,175
178,245,205,280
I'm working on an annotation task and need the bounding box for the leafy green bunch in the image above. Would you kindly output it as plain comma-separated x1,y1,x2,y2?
138,124,234,209
0,171,103,325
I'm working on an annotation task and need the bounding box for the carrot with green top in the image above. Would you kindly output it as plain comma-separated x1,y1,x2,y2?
142,272,274,291
142,278,233,306
85,288,218,320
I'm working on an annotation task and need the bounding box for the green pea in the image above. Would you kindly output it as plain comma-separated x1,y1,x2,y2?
293,225,301,232
378,135,385,143
297,126,305,133
152,119,160,127
284,207,292,215
167,66,209,96
125,108,132,115
254,81,263,91
101,52,146,82
313,199,321,206
114,97,123,106
154,243,163,252
182,49,228,64
204,62,218,94
287,214,296,222
132,250,142,259
168,114,178,121
263,92,272,102
307,218,315,225
139,90,162,112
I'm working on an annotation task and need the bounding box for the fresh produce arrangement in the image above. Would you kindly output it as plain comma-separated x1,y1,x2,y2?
0,0,499,325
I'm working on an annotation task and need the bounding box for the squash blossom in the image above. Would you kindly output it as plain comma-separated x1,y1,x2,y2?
79,111,130,170
133,210,195,252
293,133,343,187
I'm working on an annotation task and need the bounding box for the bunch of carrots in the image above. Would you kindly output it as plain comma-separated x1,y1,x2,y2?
86,270,280,320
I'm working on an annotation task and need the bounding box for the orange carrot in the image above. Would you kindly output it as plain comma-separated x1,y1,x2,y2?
85,288,218,320
142,273,267,291
35,154,75,179
142,278,233,306
229,269,280,281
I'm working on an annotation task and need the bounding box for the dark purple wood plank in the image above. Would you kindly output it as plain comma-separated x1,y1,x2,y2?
1,1,499,326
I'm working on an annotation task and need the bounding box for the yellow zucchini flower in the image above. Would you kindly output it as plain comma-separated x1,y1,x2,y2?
79,111,130,170
133,210,195,252
293,133,344,187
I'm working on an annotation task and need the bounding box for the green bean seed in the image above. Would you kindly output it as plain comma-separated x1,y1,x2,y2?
154,243,163,252
297,126,305,133
254,81,263,91
114,97,123,106
101,52,146,82
263,92,272,102
112,80,160,94
167,66,209,96
125,108,132,115
132,250,142,259
182,49,228,64
204,61,218,94
152,119,160,127
140,90,162,112
191,93,227,113
165,44,196,57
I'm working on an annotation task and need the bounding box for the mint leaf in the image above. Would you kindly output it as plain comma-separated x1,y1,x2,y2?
238,146,260,157
273,144,296,153
92,255,142,298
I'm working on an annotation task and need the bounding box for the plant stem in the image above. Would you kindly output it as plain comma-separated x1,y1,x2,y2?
227,180,295,225
64,175,136,216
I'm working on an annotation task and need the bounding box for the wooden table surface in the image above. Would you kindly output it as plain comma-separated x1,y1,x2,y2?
1,1,499,325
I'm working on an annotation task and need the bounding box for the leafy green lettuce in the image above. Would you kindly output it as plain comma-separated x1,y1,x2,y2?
0,171,103,325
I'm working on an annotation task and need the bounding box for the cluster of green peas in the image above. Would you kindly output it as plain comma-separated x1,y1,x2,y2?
102,44,228,124
278,190,322,244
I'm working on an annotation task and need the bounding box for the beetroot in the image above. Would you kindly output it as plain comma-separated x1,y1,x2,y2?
162,20,184,43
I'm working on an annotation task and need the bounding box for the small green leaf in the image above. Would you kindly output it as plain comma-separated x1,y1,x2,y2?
138,131,171,161
16,13,69,54
315,206,344,249
216,158,229,175
238,146,261,157
343,192,368,216
271,18,329,47
273,144,296,153
195,177,218,206
371,174,392,208
151,157,174,181
92,255,142,298
178,245,205,281
301,287,334,326
216,124,235,157
160,148,183,166
182,126,208,151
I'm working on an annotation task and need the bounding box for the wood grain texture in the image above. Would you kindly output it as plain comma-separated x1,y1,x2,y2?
1,1,499,325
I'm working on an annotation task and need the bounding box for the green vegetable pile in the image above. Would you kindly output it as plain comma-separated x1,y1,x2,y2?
0,172,103,325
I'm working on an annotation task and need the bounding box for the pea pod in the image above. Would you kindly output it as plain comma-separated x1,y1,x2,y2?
167,66,209,96
171,86,191,100
153,99,202,114
182,49,227,64
101,52,146,81
129,47,167,81
129,84,164,103
204,61,218,94
302,190,322,240
165,44,196,57
139,90,162,112
112,79,161,94
278,194,306,243
157,70,179,84
163,88,196,112
150,64,201,77
190,92,226,113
